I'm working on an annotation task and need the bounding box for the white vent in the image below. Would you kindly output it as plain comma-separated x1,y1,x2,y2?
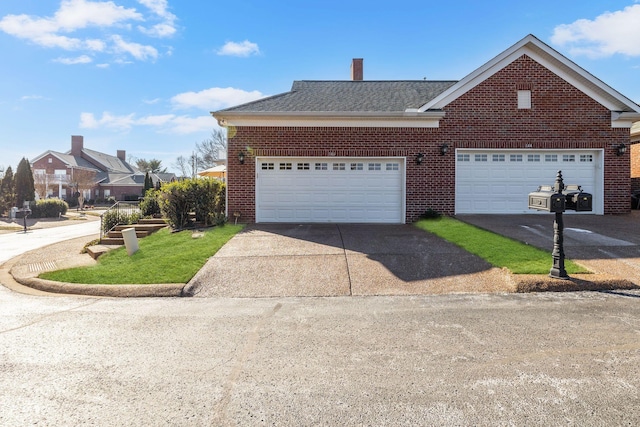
517,90,531,109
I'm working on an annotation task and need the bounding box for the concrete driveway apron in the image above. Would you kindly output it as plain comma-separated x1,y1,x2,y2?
186,224,513,297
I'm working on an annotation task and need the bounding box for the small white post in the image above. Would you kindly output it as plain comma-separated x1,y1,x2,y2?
121,228,139,256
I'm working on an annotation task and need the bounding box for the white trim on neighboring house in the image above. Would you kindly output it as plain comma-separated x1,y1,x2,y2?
30,150,71,165
631,122,640,143
215,111,445,128
419,34,640,128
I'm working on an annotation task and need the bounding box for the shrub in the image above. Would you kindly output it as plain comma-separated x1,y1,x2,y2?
29,199,69,218
158,178,226,230
139,189,161,217
419,208,442,220
101,209,141,233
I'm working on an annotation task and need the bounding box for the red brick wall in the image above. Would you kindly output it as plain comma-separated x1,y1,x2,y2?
227,55,631,222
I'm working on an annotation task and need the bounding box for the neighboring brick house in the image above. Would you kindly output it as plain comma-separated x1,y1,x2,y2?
31,135,175,202
213,35,640,223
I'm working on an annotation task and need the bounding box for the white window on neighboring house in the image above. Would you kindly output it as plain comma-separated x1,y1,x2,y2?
34,169,46,175
104,190,111,198
48,158,52,163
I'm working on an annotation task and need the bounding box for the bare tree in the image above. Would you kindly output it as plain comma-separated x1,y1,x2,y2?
195,129,227,169
33,172,54,200
70,168,96,209
172,155,192,178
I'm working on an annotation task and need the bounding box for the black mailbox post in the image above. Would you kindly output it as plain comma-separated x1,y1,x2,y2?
528,171,592,279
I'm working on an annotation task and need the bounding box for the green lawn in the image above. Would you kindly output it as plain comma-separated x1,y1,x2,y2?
415,217,589,274
41,224,244,284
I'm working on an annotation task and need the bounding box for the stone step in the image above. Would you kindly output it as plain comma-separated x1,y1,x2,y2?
86,244,122,260
107,230,149,238
137,218,168,225
113,224,166,233
99,238,125,246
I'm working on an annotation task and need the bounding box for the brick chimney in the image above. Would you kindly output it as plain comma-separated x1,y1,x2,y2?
351,58,363,81
71,135,84,156
117,150,126,161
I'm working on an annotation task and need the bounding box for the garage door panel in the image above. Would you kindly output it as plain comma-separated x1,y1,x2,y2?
456,150,599,214
257,157,404,223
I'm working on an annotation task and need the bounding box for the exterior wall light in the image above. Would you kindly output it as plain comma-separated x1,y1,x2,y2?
238,151,245,164
440,144,449,156
616,143,627,156
415,153,424,165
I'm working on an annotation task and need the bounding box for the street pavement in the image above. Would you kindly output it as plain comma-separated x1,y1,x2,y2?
0,289,639,425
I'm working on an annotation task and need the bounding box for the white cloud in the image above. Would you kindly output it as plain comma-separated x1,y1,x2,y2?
80,111,136,130
0,0,174,63
138,23,176,38
21,95,48,101
136,0,177,38
171,87,266,110
79,111,215,134
111,35,158,61
54,54,93,64
217,40,260,57
551,4,640,58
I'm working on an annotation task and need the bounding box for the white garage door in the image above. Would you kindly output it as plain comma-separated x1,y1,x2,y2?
256,157,405,223
456,150,603,214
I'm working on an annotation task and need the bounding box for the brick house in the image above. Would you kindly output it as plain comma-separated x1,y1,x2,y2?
213,34,640,223
31,135,175,202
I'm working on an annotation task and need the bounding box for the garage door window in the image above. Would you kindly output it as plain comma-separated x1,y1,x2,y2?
350,163,363,170
297,163,310,170
545,154,558,162
458,154,470,162
580,155,593,162
261,163,274,170
315,163,327,170
528,154,541,162
475,154,488,162
368,163,381,170
279,163,292,170
510,154,523,162
492,154,505,162
333,163,346,170
386,163,399,171
563,155,575,162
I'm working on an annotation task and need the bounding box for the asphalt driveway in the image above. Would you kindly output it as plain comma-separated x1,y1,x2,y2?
186,224,514,297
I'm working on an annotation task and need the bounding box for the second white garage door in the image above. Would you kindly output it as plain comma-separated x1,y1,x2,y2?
256,157,405,223
455,149,603,214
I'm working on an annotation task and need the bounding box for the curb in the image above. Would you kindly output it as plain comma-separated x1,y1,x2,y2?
510,273,640,293
13,275,186,297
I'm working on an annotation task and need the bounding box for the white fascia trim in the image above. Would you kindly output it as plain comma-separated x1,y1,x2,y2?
212,111,445,128
611,112,640,129
30,151,67,165
420,34,640,115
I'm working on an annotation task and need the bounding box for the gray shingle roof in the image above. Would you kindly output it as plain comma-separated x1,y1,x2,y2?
218,80,458,113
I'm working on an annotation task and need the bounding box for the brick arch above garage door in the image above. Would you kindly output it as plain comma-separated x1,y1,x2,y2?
455,149,603,214
256,157,405,223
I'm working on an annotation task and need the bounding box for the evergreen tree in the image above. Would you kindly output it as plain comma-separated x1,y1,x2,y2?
143,172,153,195
0,166,15,215
14,158,35,207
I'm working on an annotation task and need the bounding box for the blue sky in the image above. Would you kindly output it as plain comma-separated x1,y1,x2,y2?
1,0,639,175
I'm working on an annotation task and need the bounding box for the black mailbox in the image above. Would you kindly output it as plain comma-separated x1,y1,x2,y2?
562,185,593,212
528,185,566,212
